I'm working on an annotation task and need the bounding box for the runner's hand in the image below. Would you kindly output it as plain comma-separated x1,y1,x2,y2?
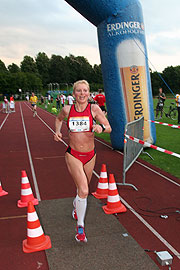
92,124,103,134
54,132,63,142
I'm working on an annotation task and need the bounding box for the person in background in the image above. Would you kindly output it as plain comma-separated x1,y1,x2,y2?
175,93,180,124
44,97,48,110
3,96,9,113
56,95,61,110
67,93,75,105
40,95,44,105
9,95,15,112
51,105,57,114
93,89,107,115
155,88,166,118
54,80,111,243
60,94,66,108
29,92,38,117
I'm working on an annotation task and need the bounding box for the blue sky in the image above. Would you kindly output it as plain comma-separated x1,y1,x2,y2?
1,0,180,72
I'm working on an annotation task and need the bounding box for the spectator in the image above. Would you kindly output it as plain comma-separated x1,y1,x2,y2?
56,95,60,110
155,88,166,118
51,105,57,114
9,95,15,112
3,96,9,113
40,95,44,104
67,93,74,105
93,89,107,115
60,94,66,107
175,93,180,124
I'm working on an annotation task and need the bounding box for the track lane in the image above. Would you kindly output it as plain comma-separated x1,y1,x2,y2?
0,102,49,270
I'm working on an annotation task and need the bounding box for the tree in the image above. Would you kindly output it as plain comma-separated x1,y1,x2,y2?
0,59,7,73
93,64,103,84
25,73,43,92
20,56,38,74
36,52,50,88
49,55,66,83
150,71,162,96
64,54,94,83
8,63,20,73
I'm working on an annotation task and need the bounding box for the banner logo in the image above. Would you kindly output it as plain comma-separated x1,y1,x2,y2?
107,21,144,37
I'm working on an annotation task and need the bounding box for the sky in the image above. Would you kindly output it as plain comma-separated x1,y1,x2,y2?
1,0,180,72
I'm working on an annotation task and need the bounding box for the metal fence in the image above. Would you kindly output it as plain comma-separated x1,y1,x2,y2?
117,116,144,190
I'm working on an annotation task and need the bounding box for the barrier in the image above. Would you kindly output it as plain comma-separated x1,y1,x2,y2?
117,116,144,191
145,119,180,129
125,134,180,159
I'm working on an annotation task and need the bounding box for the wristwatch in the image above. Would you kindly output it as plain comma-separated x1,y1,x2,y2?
99,123,106,132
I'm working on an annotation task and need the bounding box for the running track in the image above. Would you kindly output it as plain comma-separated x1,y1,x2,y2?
0,102,180,270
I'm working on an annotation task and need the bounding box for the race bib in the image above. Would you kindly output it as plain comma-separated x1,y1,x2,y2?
69,116,90,132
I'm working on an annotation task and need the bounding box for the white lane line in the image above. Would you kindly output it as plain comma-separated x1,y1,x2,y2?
19,103,41,201
23,102,180,260
0,113,9,130
120,197,180,259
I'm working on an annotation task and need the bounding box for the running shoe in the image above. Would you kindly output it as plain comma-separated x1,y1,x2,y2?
72,209,78,220
75,226,87,243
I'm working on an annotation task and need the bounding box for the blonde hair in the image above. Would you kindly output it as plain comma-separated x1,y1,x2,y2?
73,80,90,93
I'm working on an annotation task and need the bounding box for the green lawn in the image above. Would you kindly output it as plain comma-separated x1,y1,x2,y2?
38,98,180,179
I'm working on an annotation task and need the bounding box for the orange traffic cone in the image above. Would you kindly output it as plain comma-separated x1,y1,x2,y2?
102,174,127,214
23,201,51,253
17,170,38,208
92,164,108,199
0,181,8,196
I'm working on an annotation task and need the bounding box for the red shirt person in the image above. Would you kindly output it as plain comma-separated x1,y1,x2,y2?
93,89,106,114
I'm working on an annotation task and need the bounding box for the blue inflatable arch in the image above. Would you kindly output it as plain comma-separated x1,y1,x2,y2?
65,0,156,150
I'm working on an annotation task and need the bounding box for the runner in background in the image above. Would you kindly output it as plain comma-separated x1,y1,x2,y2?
54,80,111,243
93,89,107,115
29,92,38,117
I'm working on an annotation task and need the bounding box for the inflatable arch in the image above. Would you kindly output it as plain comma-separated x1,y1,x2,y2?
65,0,156,150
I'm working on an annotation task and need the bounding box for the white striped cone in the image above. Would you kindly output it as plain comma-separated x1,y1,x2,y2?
103,174,127,214
0,181,8,196
17,170,38,208
23,201,51,253
92,164,108,199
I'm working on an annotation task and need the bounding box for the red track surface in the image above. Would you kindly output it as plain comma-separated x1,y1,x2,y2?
0,101,180,270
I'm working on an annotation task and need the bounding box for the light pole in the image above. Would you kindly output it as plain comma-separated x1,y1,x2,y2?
19,88,22,100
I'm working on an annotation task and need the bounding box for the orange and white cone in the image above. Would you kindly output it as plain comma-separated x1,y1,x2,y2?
102,174,127,214
0,181,8,196
92,164,108,199
17,170,38,208
23,201,51,253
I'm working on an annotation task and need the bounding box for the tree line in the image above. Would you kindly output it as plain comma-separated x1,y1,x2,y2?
0,51,179,98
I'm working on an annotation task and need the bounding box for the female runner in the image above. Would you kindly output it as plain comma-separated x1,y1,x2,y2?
54,80,111,242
